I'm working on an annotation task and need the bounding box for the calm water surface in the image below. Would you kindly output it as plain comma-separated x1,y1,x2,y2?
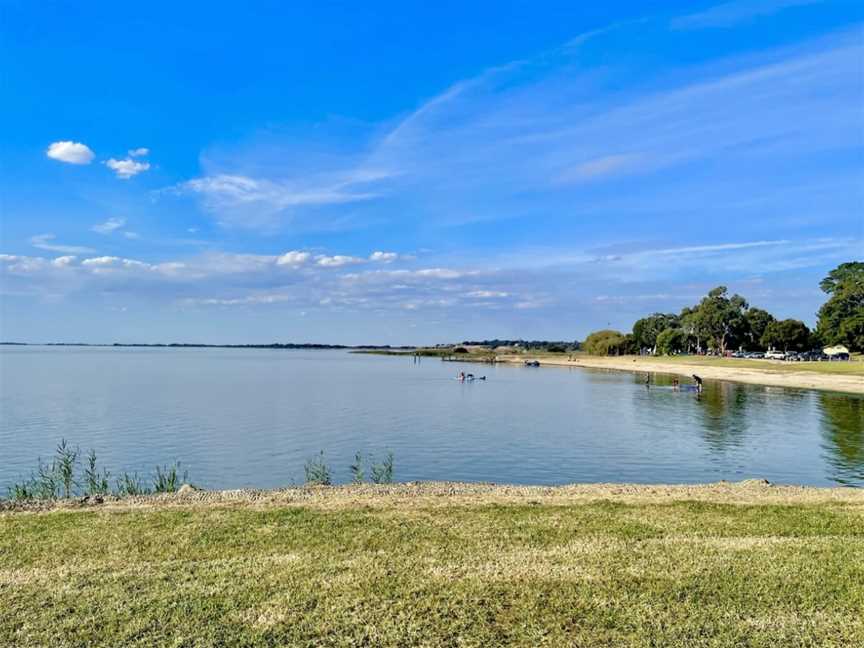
1,347,862,489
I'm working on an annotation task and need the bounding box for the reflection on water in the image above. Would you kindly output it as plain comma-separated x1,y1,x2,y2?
820,393,864,486
1,347,863,489
698,382,750,452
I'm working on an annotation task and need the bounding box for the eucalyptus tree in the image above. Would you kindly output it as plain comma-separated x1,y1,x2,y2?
632,313,680,353
761,319,811,352
744,308,775,350
690,287,749,353
816,262,864,352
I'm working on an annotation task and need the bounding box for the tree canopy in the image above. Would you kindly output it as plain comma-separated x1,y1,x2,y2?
580,262,862,356
632,313,679,351
582,330,627,356
655,328,686,355
816,262,864,352
688,287,749,353
761,319,811,352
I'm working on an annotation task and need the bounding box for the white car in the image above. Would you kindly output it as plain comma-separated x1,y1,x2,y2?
765,350,786,360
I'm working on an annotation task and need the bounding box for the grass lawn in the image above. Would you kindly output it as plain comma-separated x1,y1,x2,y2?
2,486,863,647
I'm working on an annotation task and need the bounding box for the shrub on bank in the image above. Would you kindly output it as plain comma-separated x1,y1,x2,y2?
6,439,189,502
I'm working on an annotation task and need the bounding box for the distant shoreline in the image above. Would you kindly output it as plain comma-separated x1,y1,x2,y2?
0,342,415,350
492,354,864,395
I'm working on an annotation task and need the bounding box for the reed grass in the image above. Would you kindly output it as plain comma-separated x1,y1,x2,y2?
5,441,191,501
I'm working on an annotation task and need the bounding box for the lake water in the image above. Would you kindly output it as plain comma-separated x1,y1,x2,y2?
1,347,862,490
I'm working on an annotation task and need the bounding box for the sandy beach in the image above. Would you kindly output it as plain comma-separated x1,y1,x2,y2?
495,354,864,394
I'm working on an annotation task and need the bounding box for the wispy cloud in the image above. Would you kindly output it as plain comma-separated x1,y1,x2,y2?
367,30,860,217
672,0,823,30
30,234,95,254
161,10,860,240
556,153,646,183
91,217,127,234
173,173,385,228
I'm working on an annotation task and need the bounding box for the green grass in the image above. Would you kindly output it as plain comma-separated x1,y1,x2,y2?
2,494,863,646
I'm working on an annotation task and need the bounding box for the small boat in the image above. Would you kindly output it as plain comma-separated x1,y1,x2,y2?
524,360,540,367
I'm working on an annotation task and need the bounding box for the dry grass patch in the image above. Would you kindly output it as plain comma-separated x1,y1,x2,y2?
1,486,863,646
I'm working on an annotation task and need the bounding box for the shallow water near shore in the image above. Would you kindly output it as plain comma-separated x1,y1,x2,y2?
1,346,862,490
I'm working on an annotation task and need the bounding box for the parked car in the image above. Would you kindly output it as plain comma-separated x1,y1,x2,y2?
765,350,786,360
798,351,827,361
746,352,765,359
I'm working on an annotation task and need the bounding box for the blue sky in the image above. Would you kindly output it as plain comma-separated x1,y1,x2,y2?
1,0,862,344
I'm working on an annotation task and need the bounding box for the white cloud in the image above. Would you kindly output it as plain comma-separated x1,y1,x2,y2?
76,256,186,277
276,250,312,266
466,290,509,299
514,300,549,310
369,251,399,263
46,141,95,165
30,234,95,254
51,256,77,267
91,217,127,234
81,256,148,269
5,237,860,326
185,293,293,306
315,255,365,268
414,268,463,279
123,231,140,240
105,158,151,179
128,147,150,157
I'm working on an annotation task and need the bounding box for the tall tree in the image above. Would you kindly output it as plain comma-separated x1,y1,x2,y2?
582,330,627,356
761,319,811,352
744,307,775,350
690,287,749,353
679,306,701,353
656,328,686,355
816,262,864,352
632,313,680,352
819,262,864,294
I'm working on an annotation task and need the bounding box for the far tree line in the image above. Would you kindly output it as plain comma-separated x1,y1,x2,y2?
583,261,864,356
